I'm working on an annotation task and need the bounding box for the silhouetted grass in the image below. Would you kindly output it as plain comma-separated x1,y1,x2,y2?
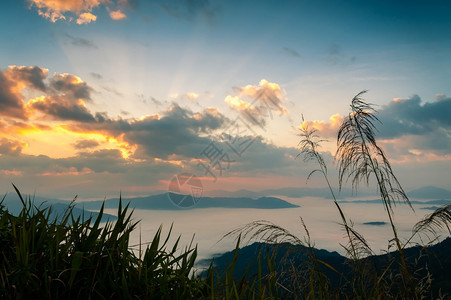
0,185,205,299
224,91,451,299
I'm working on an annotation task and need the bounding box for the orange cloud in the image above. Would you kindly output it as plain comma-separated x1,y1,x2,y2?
28,0,109,22
28,0,128,23
0,66,48,120
76,12,97,24
225,79,289,128
236,79,289,115
0,170,23,176
299,113,344,138
225,95,265,126
109,9,126,20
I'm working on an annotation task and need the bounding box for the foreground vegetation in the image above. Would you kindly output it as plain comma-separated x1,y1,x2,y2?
1,92,450,299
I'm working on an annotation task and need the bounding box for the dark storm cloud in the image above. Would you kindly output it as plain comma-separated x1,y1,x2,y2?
66,103,228,159
0,72,28,120
64,33,98,48
375,95,451,155
63,149,128,173
29,95,97,122
8,66,48,91
0,66,48,120
308,94,451,157
378,95,451,138
120,104,227,159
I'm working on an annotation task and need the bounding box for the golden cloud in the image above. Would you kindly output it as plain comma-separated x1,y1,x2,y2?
109,9,127,20
76,12,97,24
236,79,289,115
28,0,127,23
224,79,289,127
299,113,344,138
0,65,49,120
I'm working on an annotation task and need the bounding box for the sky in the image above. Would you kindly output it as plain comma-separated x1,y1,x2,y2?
0,0,450,200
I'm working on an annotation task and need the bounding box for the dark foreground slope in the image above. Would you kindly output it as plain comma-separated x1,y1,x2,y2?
204,238,451,298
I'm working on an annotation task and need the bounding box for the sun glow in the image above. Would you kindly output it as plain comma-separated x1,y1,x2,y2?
19,126,135,159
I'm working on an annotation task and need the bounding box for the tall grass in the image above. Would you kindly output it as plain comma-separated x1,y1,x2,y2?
225,91,451,299
0,185,281,299
0,185,204,299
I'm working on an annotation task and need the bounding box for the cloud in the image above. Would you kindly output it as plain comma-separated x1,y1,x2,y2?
0,138,26,156
0,66,96,123
76,12,97,24
378,95,451,138
73,139,100,149
0,65,313,198
109,9,127,20
7,65,48,91
300,114,344,138
90,72,103,79
170,92,200,101
282,47,301,58
28,95,97,122
302,94,451,159
0,66,49,120
225,79,289,128
28,0,127,23
137,94,164,106
29,0,224,25
0,147,183,198
64,34,98,48
107,104,228,160
225,95,266,127
222,136,300,176
49,73,93,101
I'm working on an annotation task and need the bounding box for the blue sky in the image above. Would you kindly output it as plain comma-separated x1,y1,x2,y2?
0,0,450,199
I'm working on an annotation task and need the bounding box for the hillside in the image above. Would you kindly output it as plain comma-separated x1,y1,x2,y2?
204,238,451,298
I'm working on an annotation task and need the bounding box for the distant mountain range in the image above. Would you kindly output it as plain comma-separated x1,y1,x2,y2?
2,192,299,212
338,198,451,206
207,187,373,199
2,185,448,213
77,193,300,210
407,186,451,199
0,197,117,223
207,185,451,200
